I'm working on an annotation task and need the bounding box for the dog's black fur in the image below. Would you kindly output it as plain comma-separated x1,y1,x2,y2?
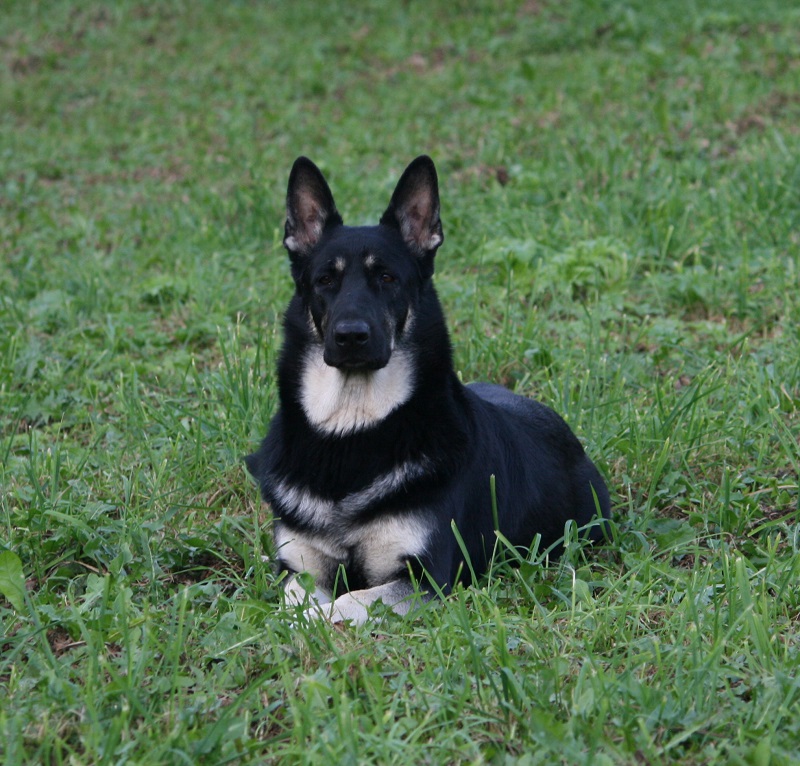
245,156,611,623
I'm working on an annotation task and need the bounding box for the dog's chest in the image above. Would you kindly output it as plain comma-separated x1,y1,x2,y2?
274,514,430,587
268,458,431,528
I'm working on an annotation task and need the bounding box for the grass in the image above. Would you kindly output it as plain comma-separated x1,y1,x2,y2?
1,0,799,762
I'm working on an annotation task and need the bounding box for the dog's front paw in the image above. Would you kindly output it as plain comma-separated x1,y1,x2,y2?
296,593,370,627
297,600,337,623
283,574,331,608
326,594,370,626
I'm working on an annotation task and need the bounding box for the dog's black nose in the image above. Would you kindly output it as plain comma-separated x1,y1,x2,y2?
334,319,370,348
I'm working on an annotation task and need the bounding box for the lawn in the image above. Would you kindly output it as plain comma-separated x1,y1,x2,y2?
1,0,799,763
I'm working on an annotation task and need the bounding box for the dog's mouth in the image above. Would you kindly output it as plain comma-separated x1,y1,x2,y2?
323,351,390,372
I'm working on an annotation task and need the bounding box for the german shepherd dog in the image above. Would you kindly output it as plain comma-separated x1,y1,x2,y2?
245,156,611,625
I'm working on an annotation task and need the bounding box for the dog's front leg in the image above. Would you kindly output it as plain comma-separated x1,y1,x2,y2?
304,579,423,626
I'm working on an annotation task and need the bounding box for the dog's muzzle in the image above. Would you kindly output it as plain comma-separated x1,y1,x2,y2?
324,318,390,370
334,319,370,350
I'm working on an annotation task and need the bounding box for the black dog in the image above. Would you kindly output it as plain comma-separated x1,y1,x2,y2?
245,156,611,624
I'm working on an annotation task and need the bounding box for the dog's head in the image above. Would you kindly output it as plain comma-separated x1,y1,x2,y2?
283,156,444,371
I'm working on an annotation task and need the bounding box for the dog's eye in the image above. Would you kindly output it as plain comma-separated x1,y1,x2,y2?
380,273,396,284
316,274,333,287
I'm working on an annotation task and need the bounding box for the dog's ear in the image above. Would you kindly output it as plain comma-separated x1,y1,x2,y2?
380,156,444,257
284,157,343,257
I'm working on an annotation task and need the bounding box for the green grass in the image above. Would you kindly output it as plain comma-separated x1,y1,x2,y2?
1,0,799,763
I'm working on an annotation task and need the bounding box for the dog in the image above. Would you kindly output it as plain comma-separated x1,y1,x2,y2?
245,155,611,625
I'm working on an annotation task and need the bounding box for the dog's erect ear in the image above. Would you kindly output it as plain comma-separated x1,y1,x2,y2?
380,156,443,256
284,157,343,257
